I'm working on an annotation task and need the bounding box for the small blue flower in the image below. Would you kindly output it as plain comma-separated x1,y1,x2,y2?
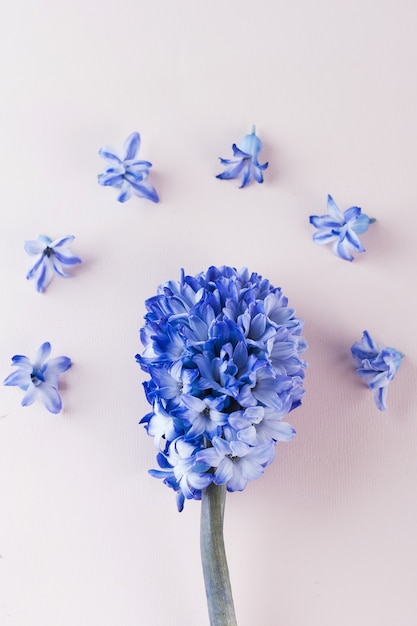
351,331,404,411
196,435,275,492
149,437,213,512
25,235,82,293
216,126,268,188
3,342,72,414
309,194,375,261
98,131,159,203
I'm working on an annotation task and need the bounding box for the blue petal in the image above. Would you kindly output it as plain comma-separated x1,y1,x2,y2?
334,236,354,261
51,236,75,248
38,385,63,414
345,229,365,253
309,215,342,229
176,492,185,512
214,459,234,485
344,206,361,222
374,386,387,411
363,330,378,351
51,259,72,278
53,251,82,266
352,213,371,234
123,132,140,161
270,421,296,442
129,180,159,203
231,144,250,158
26,256,45,280
24,240,45,255
253,166,264,183
225,464,253,491
21,385,38,406
218,157,242,166
35,263,54,292
3,369,31,387
10,355,33,370
326,195,344,221
312,231,337,245
240,131,262,158
46,356,72,374
239,163,253,188
38,235,53,245
117,181,133,203
367,371,388,389
34,342,51,367
237,385,258,407
125,160,152,174
253,381,286,409
98,147,122,163
216,160,245,180
98,173,124,187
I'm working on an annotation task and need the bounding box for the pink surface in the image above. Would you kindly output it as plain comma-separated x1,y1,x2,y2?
0,1,416,624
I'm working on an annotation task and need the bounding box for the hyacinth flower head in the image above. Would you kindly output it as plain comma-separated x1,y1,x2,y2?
98,131,159,203
136,265,307,511
136,266,306,624
25,235,82,293
309,194,375,261
351,330,404,411
216,126,268,188
3,342,71,414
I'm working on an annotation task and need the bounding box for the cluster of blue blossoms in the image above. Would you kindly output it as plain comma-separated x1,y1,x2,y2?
136,266,307,511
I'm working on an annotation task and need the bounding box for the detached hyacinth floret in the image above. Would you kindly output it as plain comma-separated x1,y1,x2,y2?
217,126,268,188
98,131,159,203
3,342,71,414
351,331,403,411
25,235,81,293
136,266,307,511
309,194,375,261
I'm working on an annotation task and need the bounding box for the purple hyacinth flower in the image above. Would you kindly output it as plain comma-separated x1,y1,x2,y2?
25,235,82,293
309,194,375,261
98,131,159,203
217,126,268,188
3,342,72,414
351,330,404,410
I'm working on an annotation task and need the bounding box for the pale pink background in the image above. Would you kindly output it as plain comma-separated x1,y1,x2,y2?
0,1,416,625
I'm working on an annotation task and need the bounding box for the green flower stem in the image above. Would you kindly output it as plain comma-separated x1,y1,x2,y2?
200,483,238,626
